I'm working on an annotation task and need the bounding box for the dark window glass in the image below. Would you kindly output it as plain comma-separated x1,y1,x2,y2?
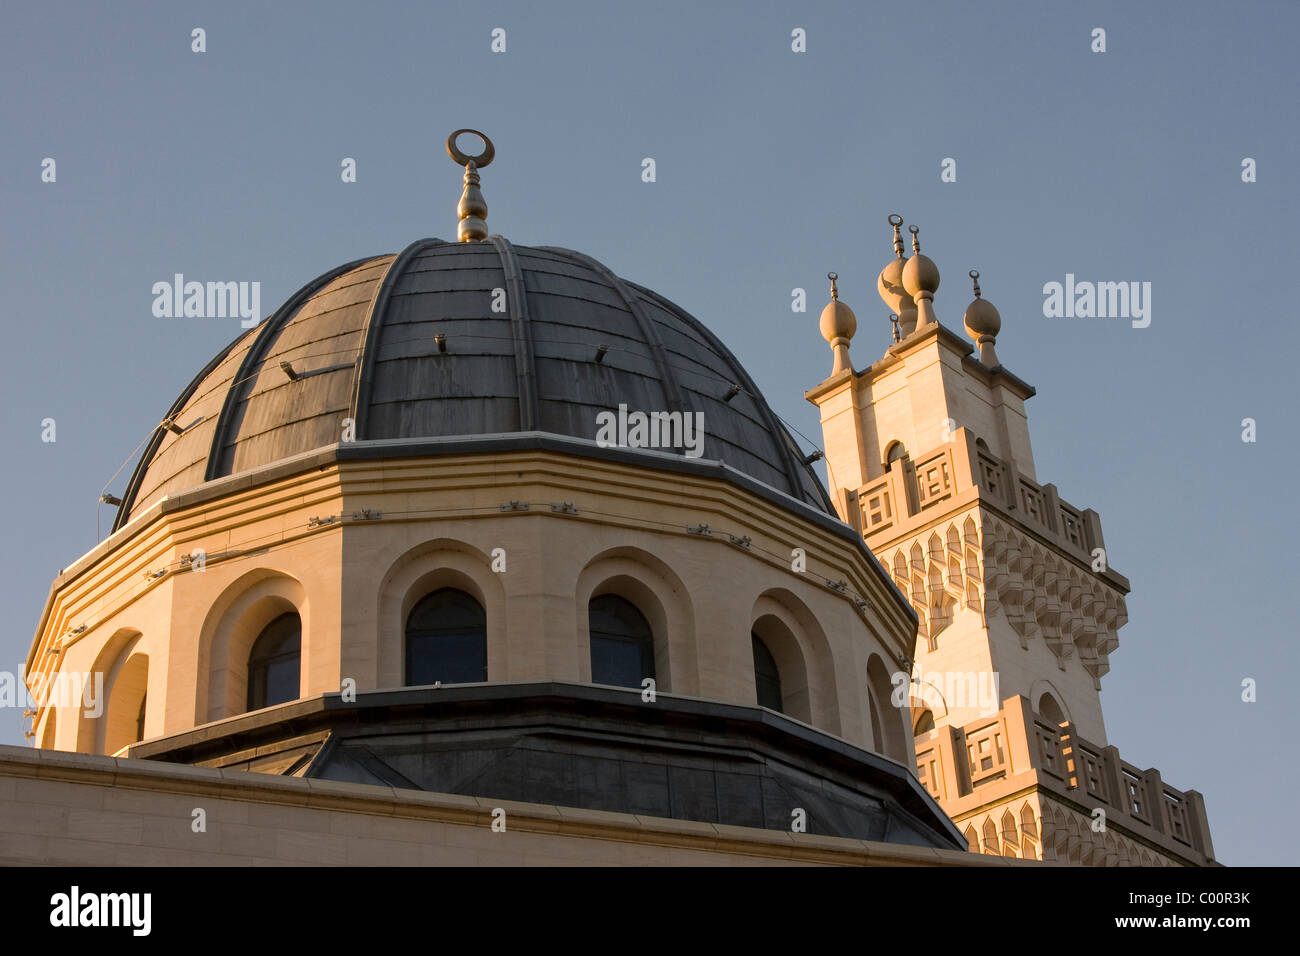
589,594,655,689
914,709,935,735
751,633,783,712
247,612,301,711
406,588,487,685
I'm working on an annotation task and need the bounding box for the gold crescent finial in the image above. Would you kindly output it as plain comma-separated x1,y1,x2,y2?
828,271,839,300
447,129,495,168
447,129,495,242
909,223,921,254
970,269,982,297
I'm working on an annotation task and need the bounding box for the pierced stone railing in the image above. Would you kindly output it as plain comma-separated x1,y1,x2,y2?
912,695,1215,865
851,430,1105,568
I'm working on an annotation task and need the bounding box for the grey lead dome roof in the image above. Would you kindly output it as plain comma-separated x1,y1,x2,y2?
114,237,832,530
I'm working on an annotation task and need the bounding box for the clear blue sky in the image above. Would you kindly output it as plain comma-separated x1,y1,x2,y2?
3,1,1296,865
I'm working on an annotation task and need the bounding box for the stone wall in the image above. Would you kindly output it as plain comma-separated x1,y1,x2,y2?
0,745,1011,867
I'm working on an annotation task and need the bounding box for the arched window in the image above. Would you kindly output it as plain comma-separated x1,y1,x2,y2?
247,613,301,711
589,594,655,689
751,633,783,712
913,709,935,735
1037,692,1067,727
885,440,908,470
405,588,487,686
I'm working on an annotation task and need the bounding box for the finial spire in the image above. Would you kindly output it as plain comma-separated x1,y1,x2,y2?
818,271,857,376
447,129,496,242
889,313,901,344
901,223,941,331
963,269,1002,367
878,214,917,338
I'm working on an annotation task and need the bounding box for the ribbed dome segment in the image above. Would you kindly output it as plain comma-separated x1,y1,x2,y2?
115,237,831,529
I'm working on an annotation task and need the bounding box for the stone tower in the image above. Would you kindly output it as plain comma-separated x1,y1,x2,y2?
805,217,1216,866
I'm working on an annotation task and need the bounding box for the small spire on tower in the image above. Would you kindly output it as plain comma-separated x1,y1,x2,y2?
902,224,941,331
446,129,496,242
819,271,857,376
877,214,917,338
963,269,1003,367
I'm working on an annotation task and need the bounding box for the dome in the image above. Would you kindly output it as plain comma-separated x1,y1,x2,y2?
115,237,832,530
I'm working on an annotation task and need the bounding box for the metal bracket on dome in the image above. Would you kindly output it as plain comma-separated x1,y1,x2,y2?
161,413,204,436
282,361,356,382
550,502,578,515
501,500,530,512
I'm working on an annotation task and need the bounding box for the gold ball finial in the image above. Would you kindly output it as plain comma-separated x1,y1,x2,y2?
447,129,495,242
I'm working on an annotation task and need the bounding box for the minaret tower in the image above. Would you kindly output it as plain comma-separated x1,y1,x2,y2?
803,217,1216,865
